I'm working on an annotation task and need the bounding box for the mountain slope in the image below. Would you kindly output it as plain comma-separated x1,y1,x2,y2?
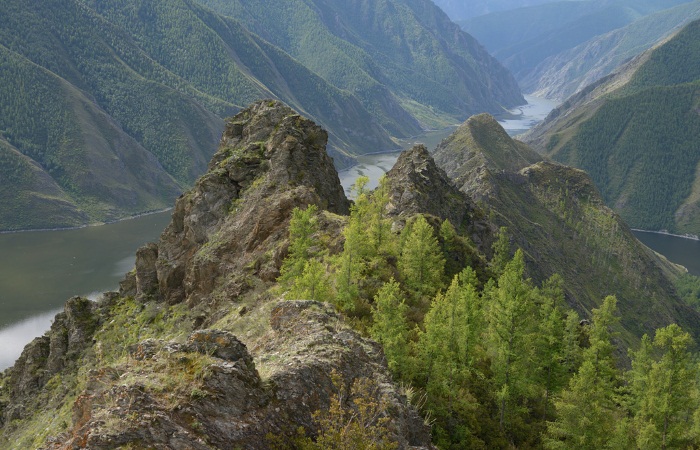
522,0,700,99
432,0,561,20
523,19,700,235
2,101,699,448
196,0,524,129
460,0,694,86
434,114,699,347
0,0,388,230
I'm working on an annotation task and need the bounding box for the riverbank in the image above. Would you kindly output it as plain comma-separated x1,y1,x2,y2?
631,228,699,241
0,208,173,235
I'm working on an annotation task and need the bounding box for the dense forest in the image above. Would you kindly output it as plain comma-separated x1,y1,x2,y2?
275,176,700,449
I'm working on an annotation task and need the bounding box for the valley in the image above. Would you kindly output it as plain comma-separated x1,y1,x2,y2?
2,1,700,448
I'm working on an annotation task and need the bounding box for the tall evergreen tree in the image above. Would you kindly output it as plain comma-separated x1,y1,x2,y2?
486,249,537,438
630,324,698,449
398,215,445,301
370,279,411,379
545,296,622,450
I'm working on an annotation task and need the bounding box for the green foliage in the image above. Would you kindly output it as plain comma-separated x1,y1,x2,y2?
545,296,622,450
398,215,446,302
675,273,700,310
629,324,699,449
279,205,320,287
557,82,700,232
289,260,333,302
198,0,522,132
370,280,411,379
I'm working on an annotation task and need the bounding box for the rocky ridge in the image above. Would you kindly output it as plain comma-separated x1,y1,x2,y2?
3,100,700,448
0,101,432,449
433,114,700,347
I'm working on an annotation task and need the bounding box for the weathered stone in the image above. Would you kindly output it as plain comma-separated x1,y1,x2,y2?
135,242,160,302
186,330,254,370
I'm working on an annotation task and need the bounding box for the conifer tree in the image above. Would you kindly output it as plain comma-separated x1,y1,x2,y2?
367,175,396,257
491,226,511,276
279,204,319,286
630,324,698,449
289,259,332,302
398,215,445,301
531,275,569,423
417,271,487,448
334,177,372,310
486,249,537,436
370,279,410,378
545,296,622,450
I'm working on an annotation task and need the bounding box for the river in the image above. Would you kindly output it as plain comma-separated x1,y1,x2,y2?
0,212,171,369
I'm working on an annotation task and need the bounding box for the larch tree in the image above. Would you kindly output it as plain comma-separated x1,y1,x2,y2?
630,324,698,450
370,279,411,379
398,215,445,301
545,296,622,450
485,249,537,438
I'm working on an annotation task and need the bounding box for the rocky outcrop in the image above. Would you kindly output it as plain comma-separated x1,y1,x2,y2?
42,302,430,449
3,296,99,423
2,101,433,449
384,144,495,252
122,100,350,307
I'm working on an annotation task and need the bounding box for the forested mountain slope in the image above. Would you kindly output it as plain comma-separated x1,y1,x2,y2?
196,0,524,131
522,0,700,99
0,0,522,231
523,19,700,235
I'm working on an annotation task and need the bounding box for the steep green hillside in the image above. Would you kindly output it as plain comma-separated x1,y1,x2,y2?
0,0,524,231
522,0,700,99
434,114,698,348
196,0,524,129
524,19,700,235
0,0,382,230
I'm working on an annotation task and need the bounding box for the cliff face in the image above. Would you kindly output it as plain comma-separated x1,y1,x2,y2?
0,101,432,449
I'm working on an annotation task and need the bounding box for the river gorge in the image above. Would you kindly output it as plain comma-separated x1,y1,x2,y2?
1,95,697,370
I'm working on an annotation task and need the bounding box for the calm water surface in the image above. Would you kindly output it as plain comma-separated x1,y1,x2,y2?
632,231,700,276
0,211,171,369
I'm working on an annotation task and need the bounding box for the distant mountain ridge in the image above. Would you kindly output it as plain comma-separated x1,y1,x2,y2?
522,19,700,236
522,0,700,100
196,0,524,130
460,0,695,95
0,0,522,231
